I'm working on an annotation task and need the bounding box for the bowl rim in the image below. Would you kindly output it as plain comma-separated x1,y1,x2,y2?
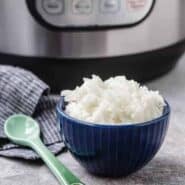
56,97,170,128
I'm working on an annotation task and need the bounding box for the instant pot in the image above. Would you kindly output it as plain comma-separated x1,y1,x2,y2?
0,0,185,92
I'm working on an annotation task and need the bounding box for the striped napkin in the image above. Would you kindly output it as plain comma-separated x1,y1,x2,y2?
0,66,65,160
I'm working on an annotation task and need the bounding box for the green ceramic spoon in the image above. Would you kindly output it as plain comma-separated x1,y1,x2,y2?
4,114,84,185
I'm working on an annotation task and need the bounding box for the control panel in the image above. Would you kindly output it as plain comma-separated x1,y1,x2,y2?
29,0,154,28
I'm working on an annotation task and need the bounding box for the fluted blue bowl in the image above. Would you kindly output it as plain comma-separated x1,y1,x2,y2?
56,97,170,177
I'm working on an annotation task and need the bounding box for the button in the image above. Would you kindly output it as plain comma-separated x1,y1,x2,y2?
72,0,92,14
42,0,64,14
100,0,120,13
127,0,147,11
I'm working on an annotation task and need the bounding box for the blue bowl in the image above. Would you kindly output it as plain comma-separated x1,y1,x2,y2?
56,97,170,177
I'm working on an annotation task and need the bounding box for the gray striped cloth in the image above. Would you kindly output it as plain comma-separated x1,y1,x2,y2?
0,66,65,160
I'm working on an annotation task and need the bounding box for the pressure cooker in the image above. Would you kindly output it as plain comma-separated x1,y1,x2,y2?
0,0,184,92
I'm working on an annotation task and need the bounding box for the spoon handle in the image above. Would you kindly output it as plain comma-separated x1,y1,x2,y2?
30,138,85,185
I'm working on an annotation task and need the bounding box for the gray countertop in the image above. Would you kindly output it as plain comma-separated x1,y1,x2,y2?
1,56,185,185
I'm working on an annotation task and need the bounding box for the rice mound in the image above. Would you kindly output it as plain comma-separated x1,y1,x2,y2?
61,75,165,124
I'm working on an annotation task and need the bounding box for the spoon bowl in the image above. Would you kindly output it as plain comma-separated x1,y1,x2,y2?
4,114,40,146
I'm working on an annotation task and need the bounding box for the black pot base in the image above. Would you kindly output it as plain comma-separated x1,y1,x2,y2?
0,41,184,93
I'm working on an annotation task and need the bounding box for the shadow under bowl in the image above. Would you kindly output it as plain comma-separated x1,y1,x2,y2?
56,98,171,177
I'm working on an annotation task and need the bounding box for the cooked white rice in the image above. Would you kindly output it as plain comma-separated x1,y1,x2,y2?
61,75,165,124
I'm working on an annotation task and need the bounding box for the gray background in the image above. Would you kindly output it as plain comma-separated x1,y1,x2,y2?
0,55,185,185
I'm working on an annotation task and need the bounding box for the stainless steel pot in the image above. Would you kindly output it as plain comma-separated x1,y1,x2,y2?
0,0,184,58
